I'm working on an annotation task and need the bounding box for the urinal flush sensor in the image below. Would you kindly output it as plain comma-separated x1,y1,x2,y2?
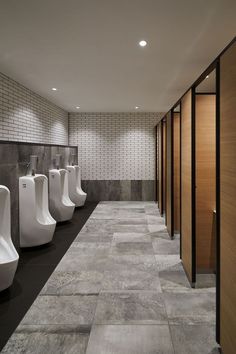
70,153,77,166
30,155,38,176
55,154,61,170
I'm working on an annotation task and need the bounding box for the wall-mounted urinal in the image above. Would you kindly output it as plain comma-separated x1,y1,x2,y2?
0,185,19,291
49,154,75,222
66,164,87,207
19,174,56,247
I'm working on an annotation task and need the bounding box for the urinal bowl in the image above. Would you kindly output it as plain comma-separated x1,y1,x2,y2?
19,175,56,247
67,165,87,207
49,169,75,222
0,185,19,291
0,256,19,292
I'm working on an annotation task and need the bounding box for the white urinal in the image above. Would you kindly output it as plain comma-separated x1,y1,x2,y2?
49,169,75,222
0,186,19,291
66,165,87,207
19,175,56,247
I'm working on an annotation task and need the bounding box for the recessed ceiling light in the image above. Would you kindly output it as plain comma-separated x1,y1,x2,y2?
139,40,147,47
206,75,209,79
135,106,139,109
52,87,57,91
76,106,80,109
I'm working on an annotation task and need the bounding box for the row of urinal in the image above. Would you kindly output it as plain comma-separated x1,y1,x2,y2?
0,159,87,292
20,163,87,247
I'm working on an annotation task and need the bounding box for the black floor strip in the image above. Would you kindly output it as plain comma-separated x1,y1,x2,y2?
0,201,98,351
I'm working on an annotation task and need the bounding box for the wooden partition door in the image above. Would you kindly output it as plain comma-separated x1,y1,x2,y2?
173,112,181,233
181,89,195,284
195,94,216,272
163,120,167,216
158,122,163,214
166,112,173,237
156,125,159,203
220,41,236,353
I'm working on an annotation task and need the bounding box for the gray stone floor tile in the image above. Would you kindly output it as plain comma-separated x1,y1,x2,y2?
164,292,216,324
196,274,216,289
41,271,104,295
150,229,171,240
86,325,174,354
115,218,147,225
102,268,162,291
1,331,89,354
94,292,167,324
110,242,154,256
67,242,110,256
113,232,151,243
170,324,219,354
146,215,165,224
4,201,216,353
152,238,179,255
79,219,118,234
74,233,113,243
112,224,149,233
21,295,98,327
148,224,167,233
159,270,191,292
107,255,158,274
56,253,108,272
155,255,182,271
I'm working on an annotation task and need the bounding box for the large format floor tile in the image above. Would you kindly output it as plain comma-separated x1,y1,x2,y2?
1,330,89,354
102,268,161,291
86,325,174,354
20,295,98,327
41,270,104,295
94,291,167,325
110,242,154,256
113,232,151,243
164,292,216,324
170,324,219,354
2,201,217,354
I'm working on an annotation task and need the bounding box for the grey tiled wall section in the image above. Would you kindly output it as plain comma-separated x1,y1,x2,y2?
0,72,68,144
81,180,156,201
0,142,77,249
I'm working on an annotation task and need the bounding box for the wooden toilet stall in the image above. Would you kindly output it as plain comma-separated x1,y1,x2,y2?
155,37,236,354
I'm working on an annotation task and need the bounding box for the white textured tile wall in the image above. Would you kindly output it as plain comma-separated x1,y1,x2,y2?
0,72,68,145
69,112,163,180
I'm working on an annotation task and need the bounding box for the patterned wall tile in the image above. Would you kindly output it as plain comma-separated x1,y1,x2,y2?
69,112,163,180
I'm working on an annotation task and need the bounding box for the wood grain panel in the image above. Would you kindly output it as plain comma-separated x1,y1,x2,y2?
173,112,180,233
181,90,193,282
166,112,173,237
196,94,216,272
163,120,167,215
158,122,163,214
220,41,236,354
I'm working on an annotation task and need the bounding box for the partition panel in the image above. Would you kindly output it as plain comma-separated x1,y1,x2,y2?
166,112,173,237
158,122,163,214
173,112,181,233
220,41,236,354
156,125,159,202
195,94,216,272
163,120,167,216
181,89,195,284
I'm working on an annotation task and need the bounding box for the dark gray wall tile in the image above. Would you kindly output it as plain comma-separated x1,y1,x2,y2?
131,180,142,201
82,180,155,202
0,142,77,249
